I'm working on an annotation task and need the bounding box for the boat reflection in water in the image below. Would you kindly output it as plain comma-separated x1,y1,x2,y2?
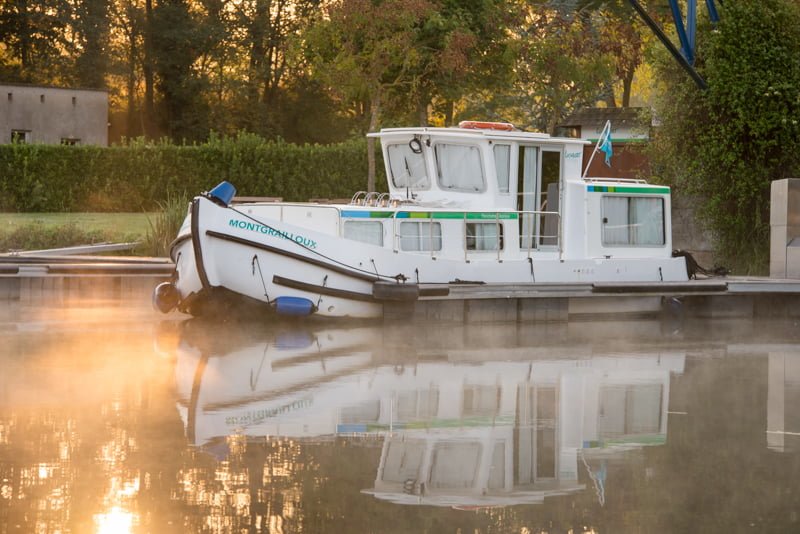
175,320,684,509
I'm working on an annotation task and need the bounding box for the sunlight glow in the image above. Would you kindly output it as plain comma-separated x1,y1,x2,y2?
94,506,134,534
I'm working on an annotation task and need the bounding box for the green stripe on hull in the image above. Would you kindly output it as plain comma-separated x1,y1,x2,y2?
588,185,670,195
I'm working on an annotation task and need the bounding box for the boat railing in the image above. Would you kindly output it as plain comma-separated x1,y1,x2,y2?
386,209,561,260
350,191,395,207
519,210,561,257
583,177,647,184
350,191,368,205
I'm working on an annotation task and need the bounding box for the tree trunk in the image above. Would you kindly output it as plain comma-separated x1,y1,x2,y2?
248,0,268,105
18,0,31,73
417,94,428,127
143,0,155,137
444,100,454,127
622,71,634,108
603,80,617,108
367,90,381,193
126,28,137,138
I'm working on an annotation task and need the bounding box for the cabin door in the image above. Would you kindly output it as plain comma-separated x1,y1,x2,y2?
517,146,538,250
539,150,562,248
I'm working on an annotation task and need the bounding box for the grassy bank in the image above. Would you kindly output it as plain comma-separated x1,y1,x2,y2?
0,213,154,235
0,211,179,256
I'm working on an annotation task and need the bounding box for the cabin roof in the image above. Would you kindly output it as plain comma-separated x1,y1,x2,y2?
372,126,588,145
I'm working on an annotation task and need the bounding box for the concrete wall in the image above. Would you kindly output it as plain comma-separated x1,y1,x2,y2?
770,179,800,279
672,194,715,269
0,84,108,146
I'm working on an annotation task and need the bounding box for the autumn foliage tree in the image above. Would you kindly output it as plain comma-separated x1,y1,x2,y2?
307,0,435,190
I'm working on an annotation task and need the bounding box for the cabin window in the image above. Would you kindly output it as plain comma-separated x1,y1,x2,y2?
493,144,511,193
387,143,429,189
466,222,504,251
343,220,383,246
382,440,425,483
435,143,485,192
430,442,481,489
602,196,665,246
400,221,442,251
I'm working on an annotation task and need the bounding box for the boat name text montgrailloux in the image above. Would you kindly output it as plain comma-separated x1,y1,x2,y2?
228,218,318,249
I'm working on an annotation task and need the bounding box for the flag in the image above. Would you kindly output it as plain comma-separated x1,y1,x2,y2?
598,122,613,167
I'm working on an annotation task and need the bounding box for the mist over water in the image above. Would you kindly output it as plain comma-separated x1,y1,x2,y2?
2,302,800,533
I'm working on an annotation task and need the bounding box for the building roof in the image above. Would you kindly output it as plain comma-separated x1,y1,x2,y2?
0,81,107,93
558,107,650,128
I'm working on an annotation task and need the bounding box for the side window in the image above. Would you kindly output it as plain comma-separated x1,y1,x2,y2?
435,144,485,192
466,222,504,251
343,220,383,246
602,196,665,246
493,144,511,193
400,221,442,251
387,143,429,189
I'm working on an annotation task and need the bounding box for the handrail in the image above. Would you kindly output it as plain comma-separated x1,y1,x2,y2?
582,177,647,184
350,191,368,205
364,191,380,206
245,201,564,258
384,208,561,256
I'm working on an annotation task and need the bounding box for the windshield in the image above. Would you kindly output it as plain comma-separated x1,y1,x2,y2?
387,143,430,189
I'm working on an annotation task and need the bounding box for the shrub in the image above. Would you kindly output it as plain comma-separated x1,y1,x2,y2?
0,134,386,212
649,0,800,273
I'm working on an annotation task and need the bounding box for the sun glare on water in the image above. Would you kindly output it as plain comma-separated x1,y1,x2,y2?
94,506,135,534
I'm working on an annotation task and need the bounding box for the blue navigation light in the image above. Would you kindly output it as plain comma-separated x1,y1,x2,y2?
208,181,237,207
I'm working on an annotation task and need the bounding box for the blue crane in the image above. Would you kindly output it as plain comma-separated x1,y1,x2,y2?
627,0,722,90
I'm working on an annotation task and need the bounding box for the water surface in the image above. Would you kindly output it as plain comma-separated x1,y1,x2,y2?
2,302,800,533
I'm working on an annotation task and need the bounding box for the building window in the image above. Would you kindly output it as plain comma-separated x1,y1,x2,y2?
602,196,665,246
466,222,504,251
343,220,383,246
60,138,80,146
400,221,442,251
11,130,30,144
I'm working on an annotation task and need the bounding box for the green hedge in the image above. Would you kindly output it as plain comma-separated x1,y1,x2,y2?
0,133,386,212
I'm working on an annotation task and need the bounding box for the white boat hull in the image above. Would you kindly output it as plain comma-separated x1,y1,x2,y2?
165,196,688,319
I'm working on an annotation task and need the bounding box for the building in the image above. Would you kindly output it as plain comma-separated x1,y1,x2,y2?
1,83,108,146
556,107,651,179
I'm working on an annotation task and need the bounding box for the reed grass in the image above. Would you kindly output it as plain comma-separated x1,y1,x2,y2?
141,195,190,257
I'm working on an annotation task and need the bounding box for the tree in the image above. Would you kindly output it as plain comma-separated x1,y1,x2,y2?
649,0,800,272
150,0,207,140
307,0,436,191
0,0,73,83
73,0,110,88
395,0,514,127
465,4,612,133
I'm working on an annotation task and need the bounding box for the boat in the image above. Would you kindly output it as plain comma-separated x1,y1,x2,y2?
174,321,684,507
153,121,688,319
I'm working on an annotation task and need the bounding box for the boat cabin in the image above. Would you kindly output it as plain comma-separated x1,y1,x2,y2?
239,122,674,265
359,122,674,261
